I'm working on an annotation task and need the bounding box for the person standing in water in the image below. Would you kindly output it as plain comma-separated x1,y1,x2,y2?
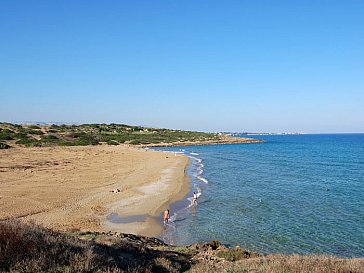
192,192,198,205
164,209,170,223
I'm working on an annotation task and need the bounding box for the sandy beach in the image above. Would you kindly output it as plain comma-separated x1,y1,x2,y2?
0,145,190,236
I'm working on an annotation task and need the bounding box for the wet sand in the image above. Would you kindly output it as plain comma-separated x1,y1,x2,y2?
0,145,189,237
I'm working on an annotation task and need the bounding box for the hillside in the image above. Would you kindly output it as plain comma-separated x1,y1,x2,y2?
0,122,261,149
1,219,363,273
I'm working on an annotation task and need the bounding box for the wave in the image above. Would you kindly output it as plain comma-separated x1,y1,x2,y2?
188,155,202,163
188,155,209,184
196,176,209,184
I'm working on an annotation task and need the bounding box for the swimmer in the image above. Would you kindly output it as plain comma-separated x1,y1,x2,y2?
192,192,198,205
164,209,170,223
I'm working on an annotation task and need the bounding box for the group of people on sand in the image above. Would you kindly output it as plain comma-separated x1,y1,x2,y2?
164,192,198,223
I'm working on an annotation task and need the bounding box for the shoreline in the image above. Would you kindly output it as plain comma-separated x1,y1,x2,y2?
101,152,191,237
0,137,262,238
0,145,190,237
140,136,264,147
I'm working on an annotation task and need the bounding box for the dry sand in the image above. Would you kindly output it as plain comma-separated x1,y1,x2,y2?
0,145,189,237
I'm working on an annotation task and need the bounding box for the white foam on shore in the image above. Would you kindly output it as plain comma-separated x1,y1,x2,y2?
162,151,184,154
189,155,202,163
153,149,209,227
160,151,209,244
188,155,209,184
196,176,209,184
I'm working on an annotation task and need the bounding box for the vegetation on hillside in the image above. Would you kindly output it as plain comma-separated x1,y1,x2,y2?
0,122,221,148
1,220,363,273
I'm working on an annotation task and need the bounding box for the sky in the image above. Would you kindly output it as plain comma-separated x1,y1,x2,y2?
1,1,363,133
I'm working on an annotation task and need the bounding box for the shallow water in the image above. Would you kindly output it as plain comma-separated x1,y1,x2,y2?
156,134,364,257
107,213,148,224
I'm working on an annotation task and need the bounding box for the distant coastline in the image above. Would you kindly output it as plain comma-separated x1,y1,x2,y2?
225,132,303,136
140,136,264,147
0,122,263,149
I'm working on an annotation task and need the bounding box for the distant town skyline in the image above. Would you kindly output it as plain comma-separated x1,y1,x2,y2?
1,1,363,133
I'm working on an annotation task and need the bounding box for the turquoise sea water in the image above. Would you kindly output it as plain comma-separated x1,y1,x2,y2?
156,134,364,257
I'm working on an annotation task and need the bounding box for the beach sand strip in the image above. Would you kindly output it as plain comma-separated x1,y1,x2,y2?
0,145,189,237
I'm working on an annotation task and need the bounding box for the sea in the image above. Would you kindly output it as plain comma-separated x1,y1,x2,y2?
155,134,364,258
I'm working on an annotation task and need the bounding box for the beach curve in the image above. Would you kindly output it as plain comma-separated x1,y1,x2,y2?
0,145,190,237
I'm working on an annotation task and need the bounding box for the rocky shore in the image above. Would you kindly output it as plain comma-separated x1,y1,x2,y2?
2,219,363,273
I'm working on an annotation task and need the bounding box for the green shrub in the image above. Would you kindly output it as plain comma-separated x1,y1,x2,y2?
0,129,14,141
107,140,119,145
28,125,41,129
2,122,224,148
116,138,126,143
42,134,59,140
15,138,39,146
27,129,44,135
12,123,23,129
67,132,86,138
57,141,75,146
15,138,31,144
14,133,28,139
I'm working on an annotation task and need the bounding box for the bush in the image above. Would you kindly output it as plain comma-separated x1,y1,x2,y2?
107,140,119,145
28,125,41,129
14,133,28,139
0,129,14,141
15,138,34,145
15,138,40,146
3,122,225,148
58,141,75,146
67,132,86,138
42,134,59,141
27,129,44,135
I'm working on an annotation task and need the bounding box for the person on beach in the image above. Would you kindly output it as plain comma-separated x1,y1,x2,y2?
192,192,198,205
164,209,170,223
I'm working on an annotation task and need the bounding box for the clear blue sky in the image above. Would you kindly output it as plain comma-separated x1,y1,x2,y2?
1,1,363,133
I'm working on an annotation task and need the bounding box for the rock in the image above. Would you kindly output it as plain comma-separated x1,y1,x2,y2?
217,245,228,251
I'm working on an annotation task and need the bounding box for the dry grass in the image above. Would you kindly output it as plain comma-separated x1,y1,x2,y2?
1,219,363,273
189,253,364,273
0,219,106,272
0,219,191,272
216,248,261,261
